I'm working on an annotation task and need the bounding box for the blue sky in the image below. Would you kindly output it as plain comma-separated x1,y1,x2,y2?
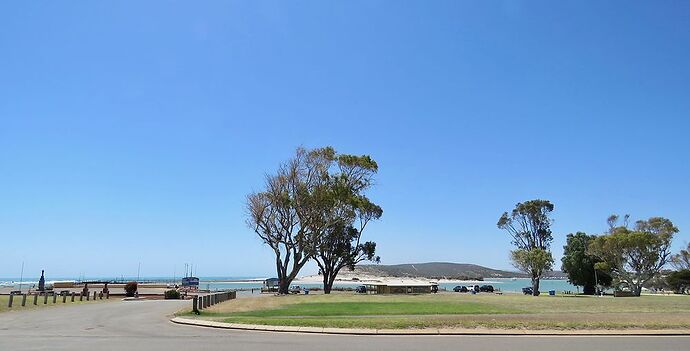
1,1,689,278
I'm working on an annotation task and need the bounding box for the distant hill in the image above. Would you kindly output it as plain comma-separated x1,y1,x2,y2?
354,262,564,280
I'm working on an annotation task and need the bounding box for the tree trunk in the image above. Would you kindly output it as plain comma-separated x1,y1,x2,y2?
531,276,540,296
633,284,642,297
583,283,595,295
322,271,332,294
279,279,290,295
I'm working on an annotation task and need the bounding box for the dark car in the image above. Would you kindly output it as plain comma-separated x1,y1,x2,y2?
473,285,480,292
479,285,494,293
453,285,469,293
522,287,534,295
355,285,367,294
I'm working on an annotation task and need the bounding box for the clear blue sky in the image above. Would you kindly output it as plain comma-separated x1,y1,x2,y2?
1,1,689,278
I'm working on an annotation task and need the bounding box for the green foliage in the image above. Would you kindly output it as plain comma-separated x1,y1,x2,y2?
313,151,383,293
497,199,554,250
510,248,554,279
164,289,181,299
246,146,382,294
666,270,690,294
589,215,678,296
124,282,138,297
498,199,555,295
561,232,612,294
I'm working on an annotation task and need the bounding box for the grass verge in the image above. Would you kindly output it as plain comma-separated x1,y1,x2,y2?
180,292,690,330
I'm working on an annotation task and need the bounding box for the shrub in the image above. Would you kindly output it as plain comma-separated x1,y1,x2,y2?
164,289,181,300
124,281,138,297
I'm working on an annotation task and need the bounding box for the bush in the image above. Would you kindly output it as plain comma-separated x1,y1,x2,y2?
124,281,138,297
164,289,181,300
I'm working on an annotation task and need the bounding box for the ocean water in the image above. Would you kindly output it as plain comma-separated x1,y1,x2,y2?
1,277,580,294
198,278,579,294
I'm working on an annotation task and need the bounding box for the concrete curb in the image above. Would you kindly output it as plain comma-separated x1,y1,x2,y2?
170,317,690,336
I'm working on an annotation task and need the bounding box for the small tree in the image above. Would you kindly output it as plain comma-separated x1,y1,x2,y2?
561,232,612,294
589,215,678,296
671,243,690,270
497,199,555,296
124,281,138,297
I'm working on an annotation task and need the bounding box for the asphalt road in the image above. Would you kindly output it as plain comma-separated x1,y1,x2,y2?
1,299,688,351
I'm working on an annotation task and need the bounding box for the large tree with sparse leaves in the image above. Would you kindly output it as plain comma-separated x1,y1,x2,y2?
246,146,382,294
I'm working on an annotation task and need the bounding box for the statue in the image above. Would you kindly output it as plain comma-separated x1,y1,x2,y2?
38,270,45,292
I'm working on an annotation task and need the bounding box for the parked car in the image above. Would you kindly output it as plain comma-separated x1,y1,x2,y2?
355,285,367,294
289,285,302,294
473,285,480,292
453,285,469,293
522,287,535,295
479,285,494,293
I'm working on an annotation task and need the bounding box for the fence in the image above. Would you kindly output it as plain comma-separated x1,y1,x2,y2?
6,290,109,308
193,290,236,314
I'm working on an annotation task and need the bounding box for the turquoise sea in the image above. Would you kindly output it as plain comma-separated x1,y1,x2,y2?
1,276,580,294
197,278,580,294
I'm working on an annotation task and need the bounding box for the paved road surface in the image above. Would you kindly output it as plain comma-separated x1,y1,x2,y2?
1,300,688,350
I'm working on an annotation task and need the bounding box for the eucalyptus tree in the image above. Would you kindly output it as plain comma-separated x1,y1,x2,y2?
497,200,555,296
246,147,382,294
246,147,334,294
589,215,678,296
671,243,690,270
313,154,383,293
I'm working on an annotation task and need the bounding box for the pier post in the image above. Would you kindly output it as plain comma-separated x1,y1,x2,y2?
8,294,13,308
99,292,103,300
33,294,38,305
193,296,199,314
52,293,57,304
63,292,67,303
93,291,97,301
86,292,89,301
22,294,27,306
43,293,48,304
71,292,75,302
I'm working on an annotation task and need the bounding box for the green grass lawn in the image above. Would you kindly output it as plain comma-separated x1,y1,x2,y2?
183,292,690,330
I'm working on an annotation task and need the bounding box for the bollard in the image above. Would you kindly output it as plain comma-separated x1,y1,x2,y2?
93,291,97,301
205,295,210,308
22,294,27,307
33,294,38,305
197,296,203,310
63,292,67,303
193,296,199,314
52,293,57,304
71,292,75,302
99,292,103,300
8,294,13,308
44,293,48,304
79,292,83,301
106,291,109,299
86,292,89,301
